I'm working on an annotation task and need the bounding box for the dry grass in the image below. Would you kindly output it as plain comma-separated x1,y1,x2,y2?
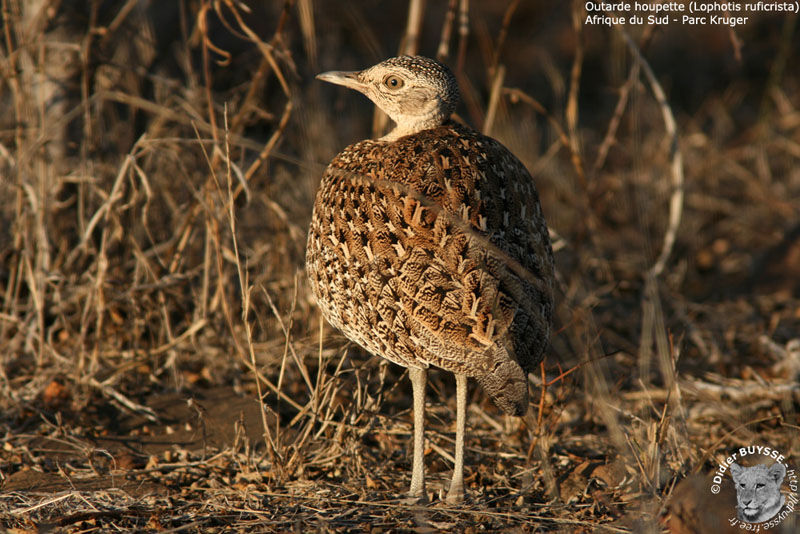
1,1,799,532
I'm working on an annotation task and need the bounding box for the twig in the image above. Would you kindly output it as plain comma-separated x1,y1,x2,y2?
593,62,639,172
87,377,159,422
502,87,576,173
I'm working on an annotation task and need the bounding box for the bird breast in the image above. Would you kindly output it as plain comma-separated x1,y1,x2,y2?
306,121,554,413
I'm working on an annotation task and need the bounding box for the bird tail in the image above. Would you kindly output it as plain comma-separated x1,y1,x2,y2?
475,346,529,416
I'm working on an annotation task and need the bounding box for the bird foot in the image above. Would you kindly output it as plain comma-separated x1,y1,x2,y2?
444,486,465,504
444,475,466,504
400,491,428,505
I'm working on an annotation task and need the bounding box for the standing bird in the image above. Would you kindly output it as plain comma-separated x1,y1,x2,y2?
306,56,554,503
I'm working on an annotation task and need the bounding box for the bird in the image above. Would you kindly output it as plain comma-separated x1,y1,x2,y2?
306,55,554,503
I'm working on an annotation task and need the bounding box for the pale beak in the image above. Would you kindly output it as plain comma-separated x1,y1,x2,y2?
316,70,366,93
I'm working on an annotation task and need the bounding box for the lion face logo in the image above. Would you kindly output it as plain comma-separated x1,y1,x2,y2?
730,462,786,523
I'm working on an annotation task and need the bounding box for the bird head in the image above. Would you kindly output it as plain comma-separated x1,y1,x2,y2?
317,55,460,141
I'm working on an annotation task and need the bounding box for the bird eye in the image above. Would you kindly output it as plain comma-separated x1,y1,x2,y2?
383,75,404,90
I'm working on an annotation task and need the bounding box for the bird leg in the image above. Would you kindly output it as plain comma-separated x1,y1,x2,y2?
446,373,467,503
408,367,427,500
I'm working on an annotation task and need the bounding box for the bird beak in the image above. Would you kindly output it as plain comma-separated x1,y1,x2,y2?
316,70,366,93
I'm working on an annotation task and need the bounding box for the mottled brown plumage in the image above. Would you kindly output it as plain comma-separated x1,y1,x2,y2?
306,56,554,502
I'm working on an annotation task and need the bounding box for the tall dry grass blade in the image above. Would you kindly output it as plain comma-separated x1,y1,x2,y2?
564,0,589,238
198,1,220,141
487,0,520,80
455,0,469,75
297,0,317,71
399,0,425,55
221,106,281,473
483,64,505,136
372,0,427,137
264,285,312,394
436,0,458,61
593,27,653,173
615,26,684,397
565,1,583,163
616,27,684,281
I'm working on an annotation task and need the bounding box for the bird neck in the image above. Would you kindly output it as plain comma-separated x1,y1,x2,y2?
379,95,452,142
381,113,447,142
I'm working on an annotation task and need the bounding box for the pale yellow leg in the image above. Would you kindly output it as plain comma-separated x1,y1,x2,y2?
446,373,467,503
408,367,427,499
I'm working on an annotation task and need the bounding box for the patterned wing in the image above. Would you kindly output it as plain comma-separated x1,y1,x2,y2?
305,123,554,415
